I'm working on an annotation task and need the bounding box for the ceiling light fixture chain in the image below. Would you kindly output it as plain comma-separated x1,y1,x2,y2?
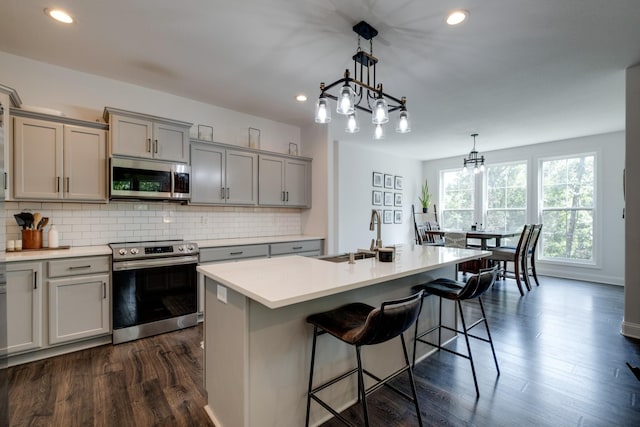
463,133,486,174
314,20,411,138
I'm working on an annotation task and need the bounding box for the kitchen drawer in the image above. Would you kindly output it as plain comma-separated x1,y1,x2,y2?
199,244,269,263
48,256,110,278
270,240,323,256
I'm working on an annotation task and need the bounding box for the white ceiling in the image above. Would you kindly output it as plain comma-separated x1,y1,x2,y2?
1,0,639,160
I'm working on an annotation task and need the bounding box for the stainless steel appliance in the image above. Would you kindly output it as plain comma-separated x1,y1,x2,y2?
110,157,190,200
110,240,198,344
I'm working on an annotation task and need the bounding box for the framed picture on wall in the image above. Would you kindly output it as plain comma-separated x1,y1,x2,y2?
383,210,393,224
372,190,382,206
394,193,403,206
394,210,403,224
384,174,394,189
394,176,403,190
384,192,394,206
372,172,383,187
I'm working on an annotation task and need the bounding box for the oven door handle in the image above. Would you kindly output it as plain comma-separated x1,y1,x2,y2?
112,255,198,271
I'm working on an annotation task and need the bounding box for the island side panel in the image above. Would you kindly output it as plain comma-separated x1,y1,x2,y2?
245,265,456,427
204,277,249,427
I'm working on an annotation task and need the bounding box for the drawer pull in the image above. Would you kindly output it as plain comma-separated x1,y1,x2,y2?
69,265,92,270
292,246,303,250
229,251,244,256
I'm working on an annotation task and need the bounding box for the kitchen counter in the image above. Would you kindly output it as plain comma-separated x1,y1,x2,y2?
5,245,111,262
199,244,490,427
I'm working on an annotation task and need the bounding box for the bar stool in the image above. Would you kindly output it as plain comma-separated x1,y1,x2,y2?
412,266,500,397
305,291,424,427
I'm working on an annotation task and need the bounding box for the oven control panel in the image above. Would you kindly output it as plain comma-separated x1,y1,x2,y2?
111,240,199,260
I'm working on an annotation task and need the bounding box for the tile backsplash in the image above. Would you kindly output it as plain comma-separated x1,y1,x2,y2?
5,201,302,247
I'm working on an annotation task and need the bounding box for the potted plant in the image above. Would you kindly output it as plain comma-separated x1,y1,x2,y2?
419,180,431,213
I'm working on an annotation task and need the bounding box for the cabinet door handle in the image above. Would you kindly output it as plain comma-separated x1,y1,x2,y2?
229,251,243,256
147,138,151,152
103,282,107,299
34,271,37,289
69,265,92,270
154,139,158,154
3,172,6,190
66,177,70,193
226,187,230,199
286,191,289,202
281,191,285,202
221,187,226,200
57,176,61,192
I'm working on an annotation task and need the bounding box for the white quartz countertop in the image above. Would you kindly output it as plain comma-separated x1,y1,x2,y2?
5,245,111,262
197,245,491,309
195,235,324,248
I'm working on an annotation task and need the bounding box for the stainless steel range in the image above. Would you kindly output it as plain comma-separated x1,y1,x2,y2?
110,240,199,344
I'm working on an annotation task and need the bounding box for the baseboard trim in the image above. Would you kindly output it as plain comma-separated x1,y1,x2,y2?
621,321,640,339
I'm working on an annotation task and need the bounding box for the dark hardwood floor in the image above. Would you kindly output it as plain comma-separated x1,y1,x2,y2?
7,325,212,427
321,276,640,426
7,276,640,426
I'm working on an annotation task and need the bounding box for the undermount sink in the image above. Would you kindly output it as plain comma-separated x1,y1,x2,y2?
318,251,377,263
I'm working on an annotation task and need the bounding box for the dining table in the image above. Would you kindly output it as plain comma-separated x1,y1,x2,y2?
423,229,521,250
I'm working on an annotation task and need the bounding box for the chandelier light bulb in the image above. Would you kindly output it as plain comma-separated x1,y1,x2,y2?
480,163,486,172
346,113,360,133
396,110,411,133
337,84,355,115
474,164,480,174
374,124,385,140
314,96,331,123
372,98,389,124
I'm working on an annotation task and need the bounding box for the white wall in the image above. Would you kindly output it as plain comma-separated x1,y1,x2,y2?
335,141,423,253
424,131,625,285
623,63,640,338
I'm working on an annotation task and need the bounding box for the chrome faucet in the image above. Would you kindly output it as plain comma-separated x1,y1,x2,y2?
369,209,382,250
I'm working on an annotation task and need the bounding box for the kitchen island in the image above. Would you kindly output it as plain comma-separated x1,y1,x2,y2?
198,244,490,427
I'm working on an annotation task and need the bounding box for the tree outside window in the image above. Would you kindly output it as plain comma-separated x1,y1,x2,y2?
486,162,527,246
540,154,595,263
440,170,474,229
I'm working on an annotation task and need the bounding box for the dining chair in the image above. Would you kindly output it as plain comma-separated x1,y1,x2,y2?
444,232,480,275
525,224,543,287
487,224,533,295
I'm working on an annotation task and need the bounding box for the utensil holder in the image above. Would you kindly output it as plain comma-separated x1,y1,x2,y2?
22,229,43,249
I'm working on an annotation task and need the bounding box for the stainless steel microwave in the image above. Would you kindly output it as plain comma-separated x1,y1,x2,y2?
110,157,190,200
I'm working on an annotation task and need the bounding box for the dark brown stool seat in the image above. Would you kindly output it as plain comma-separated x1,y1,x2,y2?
305,292,424,427
412,266,500,397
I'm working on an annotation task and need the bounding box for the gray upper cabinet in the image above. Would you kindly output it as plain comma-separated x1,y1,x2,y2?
259,155,311,207
104,107,191,163
190,141,257,205
13,116,107,201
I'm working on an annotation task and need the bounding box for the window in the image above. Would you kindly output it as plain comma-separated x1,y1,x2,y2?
540,154,595,263
440,170,474,229
485,162,527,232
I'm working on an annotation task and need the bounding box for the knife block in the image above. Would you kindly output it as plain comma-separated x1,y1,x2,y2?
22,229,43,249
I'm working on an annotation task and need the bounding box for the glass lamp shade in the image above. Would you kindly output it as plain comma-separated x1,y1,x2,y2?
345,113,360,133
337,84,355,115
395,109,411,133
480,162,486,172
372,98,389,124
314,95,331,123
373,123,385,140
473,164,480,174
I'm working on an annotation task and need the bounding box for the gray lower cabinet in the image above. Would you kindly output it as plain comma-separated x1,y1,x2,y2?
13,116,107,201
270,240,323,257
190,142,258,205
258,155,311,207
2,256,111,360
47,256,111,345
2,261,43,355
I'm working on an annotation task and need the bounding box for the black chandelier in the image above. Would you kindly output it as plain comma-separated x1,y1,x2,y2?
314,21,410,139
463,133,485,174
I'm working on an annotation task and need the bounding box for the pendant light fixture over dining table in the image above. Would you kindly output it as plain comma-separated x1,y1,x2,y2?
463,133,486,174
314,21,410,140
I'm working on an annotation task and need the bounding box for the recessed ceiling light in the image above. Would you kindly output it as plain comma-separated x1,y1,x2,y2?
45,8,74,24
446,10,469,26
296,94,308,102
